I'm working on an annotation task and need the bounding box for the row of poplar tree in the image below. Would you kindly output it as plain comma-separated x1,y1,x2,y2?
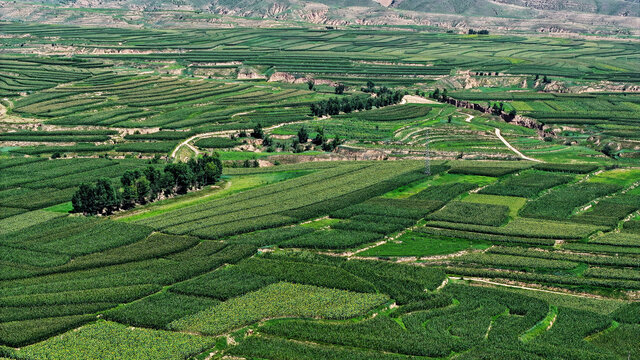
72,155,222,215
310,87,405,117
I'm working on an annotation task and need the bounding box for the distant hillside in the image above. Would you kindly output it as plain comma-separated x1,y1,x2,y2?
16,0,640,17
4,0,639,34
390,0,640,17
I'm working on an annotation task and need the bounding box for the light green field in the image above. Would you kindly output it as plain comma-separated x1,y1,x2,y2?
461,193,527,218
383,173,497,199
360,232,490,257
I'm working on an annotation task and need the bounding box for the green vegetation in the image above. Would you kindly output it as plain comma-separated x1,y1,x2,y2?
103,292,219,329
479,170,574,198
360,232,490,257
19,321,215,360
194,137,240,149
169,282,388,335
71,155,222,215
428,201,510,226
520,182,622,220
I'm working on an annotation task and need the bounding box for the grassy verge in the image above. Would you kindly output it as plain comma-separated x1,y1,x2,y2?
520,305,558,343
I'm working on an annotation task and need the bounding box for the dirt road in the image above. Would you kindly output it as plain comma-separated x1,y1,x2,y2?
494,128,542,162
170,120,313,159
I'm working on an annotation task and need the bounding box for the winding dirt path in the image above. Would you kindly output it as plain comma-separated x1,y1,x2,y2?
494,128,542,162
185,143,200,156
170,120,313,159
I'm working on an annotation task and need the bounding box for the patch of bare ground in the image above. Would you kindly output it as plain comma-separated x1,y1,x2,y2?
299,216,329,225
401,95,439,104
231,110,255,118
418,248,486,262
0,141,76,147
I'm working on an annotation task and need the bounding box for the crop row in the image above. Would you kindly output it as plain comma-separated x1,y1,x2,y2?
479,170,573,198
17,321,215,359
448,165,526,177
487,246,640,268
147,162,424,235
428,202,510,226
519,182,622,220
424,217,604,240
571,194,640,227
168,282,389,335
448,253,579,270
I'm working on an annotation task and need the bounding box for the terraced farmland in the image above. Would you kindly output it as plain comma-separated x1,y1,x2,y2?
0,158,638,359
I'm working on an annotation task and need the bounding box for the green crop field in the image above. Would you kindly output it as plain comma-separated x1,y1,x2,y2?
1,10,639,360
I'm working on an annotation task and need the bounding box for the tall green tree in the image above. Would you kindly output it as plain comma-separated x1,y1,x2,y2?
165,163,195,194
94,178,119,214
313,127,326,146
135,177,151,204
143,166,164,201
297,127,309,143
251,123,264,139
72,183,96,214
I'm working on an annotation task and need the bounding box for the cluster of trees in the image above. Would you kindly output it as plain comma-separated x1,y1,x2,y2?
72,155,222,215
310,88,405,117
234,123,274,148
361,81,376,93
491,102,505,115
294,126,342,152
430,88,448,101
468,29,490,35
235,124,266,140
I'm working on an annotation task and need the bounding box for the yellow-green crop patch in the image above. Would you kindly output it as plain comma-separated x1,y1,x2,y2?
587,168,640,187
19,321,215,360
169,282,389,335
461,193,527,218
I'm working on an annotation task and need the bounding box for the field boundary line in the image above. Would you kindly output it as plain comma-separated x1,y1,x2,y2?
449,276,606,299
